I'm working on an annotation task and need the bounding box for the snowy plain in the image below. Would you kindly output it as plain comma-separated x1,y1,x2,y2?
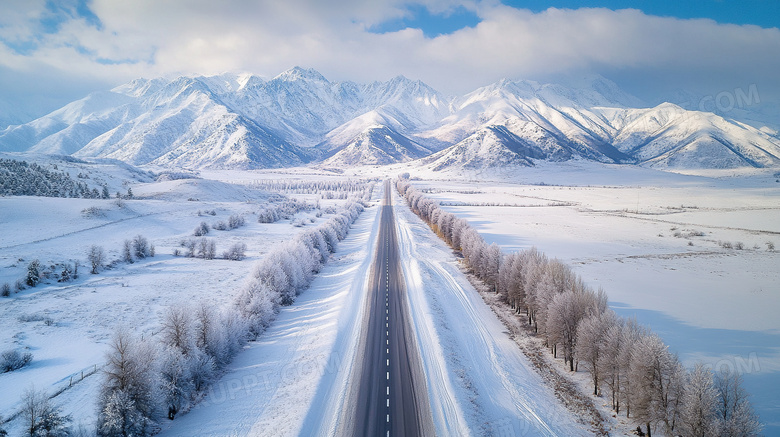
0,158,368,434
397,160,780,434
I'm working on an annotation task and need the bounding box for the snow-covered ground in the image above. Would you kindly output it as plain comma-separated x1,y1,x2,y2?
392,187,588,436
0,165,364,434
405,162,780,434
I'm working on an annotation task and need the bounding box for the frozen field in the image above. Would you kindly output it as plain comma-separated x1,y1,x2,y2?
408,163,780,433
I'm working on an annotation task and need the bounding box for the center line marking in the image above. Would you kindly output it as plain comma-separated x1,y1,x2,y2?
386,372,389,380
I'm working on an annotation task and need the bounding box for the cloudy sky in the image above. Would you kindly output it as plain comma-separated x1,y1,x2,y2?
1,0,779,124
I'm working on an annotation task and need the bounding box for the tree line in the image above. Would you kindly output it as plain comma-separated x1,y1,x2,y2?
93,200,367,436
396,179,761,437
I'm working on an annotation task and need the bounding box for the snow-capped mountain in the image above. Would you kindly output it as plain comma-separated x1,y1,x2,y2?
1,67,778,170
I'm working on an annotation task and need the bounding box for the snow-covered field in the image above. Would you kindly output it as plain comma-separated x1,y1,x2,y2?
0,161,367,434
405,161,780,434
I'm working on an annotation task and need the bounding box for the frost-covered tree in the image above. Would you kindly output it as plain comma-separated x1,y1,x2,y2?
576,310,618,395
21,386,70,437
160,306,194,354
629,333,684,436
97,328,158,437
26,259,41,287
715,368,762,437
158,346,191,420
122,240,134,264
679,363,720,437
598,317,625,412
88,245,105,274
98,389,145,437
132,235,150,259
193,222,210,237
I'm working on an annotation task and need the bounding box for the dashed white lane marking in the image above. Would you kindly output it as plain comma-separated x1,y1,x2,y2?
387,414,390,423
387,359,389,366
386,372,389,380
386,399,389,407
387,386,389,395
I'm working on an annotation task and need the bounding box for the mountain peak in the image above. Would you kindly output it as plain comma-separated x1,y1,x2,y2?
274,66,329,83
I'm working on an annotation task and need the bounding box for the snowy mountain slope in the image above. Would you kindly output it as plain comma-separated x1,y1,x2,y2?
417,78,631,167
319,125,433,166
316,108,435,166
603,103,780,168
420,125,547,171
2,68,778,170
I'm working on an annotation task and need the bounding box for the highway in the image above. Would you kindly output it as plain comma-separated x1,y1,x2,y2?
349,180,433,437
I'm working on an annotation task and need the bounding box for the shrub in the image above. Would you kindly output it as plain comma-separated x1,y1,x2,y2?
223,243,247,261
734,241,745,250
193,222,210,236
1,283,10,297
1,349,33,373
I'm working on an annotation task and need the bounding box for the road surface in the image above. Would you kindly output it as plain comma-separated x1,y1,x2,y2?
350,180,433,436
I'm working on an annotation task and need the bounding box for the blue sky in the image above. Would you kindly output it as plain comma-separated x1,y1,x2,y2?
372,1,779,37
1,0,779,126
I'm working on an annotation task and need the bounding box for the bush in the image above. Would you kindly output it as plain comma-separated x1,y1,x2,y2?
132,235,150,259
193,222,210,237
735,241,745,250
1,283,10,297
1,349,33,373
81,206,105,218
767,241,775,251
223,243,247,261
228,214,245,229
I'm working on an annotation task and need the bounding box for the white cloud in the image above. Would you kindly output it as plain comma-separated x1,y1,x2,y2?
1,0,779,121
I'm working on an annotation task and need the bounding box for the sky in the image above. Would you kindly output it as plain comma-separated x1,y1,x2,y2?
0,0,779,125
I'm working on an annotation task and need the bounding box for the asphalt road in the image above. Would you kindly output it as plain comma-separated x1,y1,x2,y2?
350,180,433,437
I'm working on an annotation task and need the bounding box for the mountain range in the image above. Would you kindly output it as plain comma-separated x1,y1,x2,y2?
1,67,778,171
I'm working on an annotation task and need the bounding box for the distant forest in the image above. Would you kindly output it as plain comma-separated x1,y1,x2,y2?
0,158,107,198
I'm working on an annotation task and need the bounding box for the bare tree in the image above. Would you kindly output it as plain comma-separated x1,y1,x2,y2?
160,306,194,354
21,386,70,437
132,235,150,259
122,240,134,264
88,245,106,274
715,368,762,436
